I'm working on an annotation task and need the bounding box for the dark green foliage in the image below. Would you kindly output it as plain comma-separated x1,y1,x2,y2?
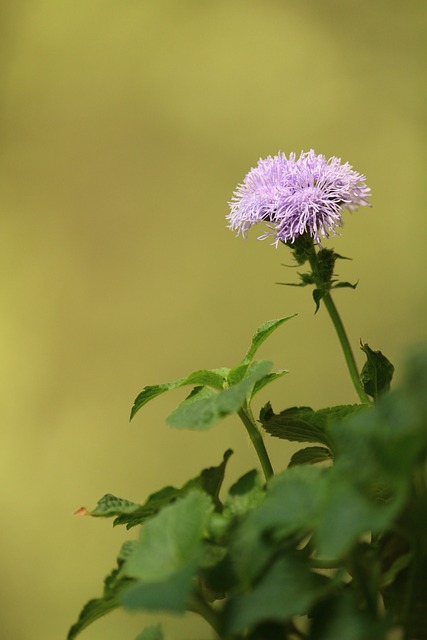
360,343,395,400
69,322,427,640
259,402,367,450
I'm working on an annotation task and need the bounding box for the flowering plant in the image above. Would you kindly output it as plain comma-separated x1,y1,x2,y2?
69,152,427,640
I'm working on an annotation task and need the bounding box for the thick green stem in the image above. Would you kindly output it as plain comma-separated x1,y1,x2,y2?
238,406,274,481
307,249,371,404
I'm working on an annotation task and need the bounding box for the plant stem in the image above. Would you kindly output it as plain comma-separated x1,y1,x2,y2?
322,291,370,404
188,591,222,637
238,406,274,481
307,250,371,404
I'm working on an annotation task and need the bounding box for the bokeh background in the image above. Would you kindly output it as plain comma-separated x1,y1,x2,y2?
1,1,426,638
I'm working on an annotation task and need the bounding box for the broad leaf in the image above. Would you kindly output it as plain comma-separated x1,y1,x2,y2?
260,403,368,448
360,343,394,400
230,465,327,584
121,491,213,613
259,404,330,446
166,361,272,430
223,552,331,635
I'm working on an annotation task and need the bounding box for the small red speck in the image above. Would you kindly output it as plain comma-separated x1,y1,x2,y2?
74,506,89,516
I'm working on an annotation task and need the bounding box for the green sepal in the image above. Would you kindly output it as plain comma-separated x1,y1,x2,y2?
110,449,232,528
276,271,314,287
67,542,136,640
130,368,229,420
135,624,164,640
332,280,358,290
313,288,325,313
288,446,333,467
360,343,395,400
166,360,272,430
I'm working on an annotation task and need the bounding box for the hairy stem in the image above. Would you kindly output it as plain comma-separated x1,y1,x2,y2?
238,406,274,481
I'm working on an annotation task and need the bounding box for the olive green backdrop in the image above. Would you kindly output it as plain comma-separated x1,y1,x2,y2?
1,1,426,639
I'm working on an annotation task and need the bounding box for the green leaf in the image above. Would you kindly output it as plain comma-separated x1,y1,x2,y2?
67,542,136,640
230,466,327,584
121,564,195,613
88,494,140,518
121,491,213,613
223,552,331,635
260,403,368,448
250,370,288,398
360,343,395,400
130,368,229,420
242,316,296,363
315,473,405,559
311,590,388,640
113,449,233,528
224,469,265,517
288,446,332,467
135,624,164,640
166,361,272,430
259,404,330,446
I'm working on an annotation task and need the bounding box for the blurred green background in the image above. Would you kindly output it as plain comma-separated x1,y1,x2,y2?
1,1,426,638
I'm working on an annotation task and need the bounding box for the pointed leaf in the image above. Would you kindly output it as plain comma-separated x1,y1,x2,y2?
88,494,140,519
242,316,296,363
360,343,395,400
130,369,229,420
251,370,288,398
113,450,233,528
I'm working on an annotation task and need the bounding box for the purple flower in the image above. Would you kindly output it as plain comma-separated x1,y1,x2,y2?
227,150,371,246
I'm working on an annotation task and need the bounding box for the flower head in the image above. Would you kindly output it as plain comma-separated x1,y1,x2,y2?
227,150,371,246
